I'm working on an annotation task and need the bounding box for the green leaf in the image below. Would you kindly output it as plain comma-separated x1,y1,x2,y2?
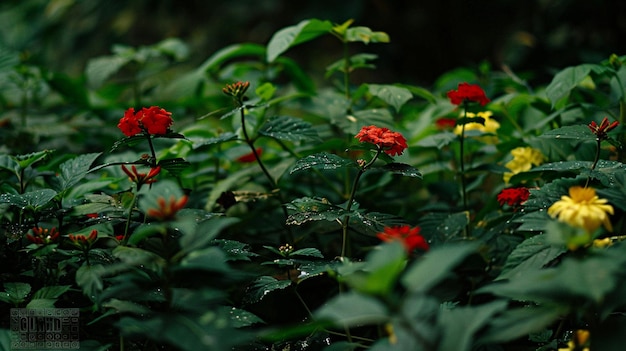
285,197,351,225
545,64,607,108
179,217,239,255
0,154,19,176
315,292,388,327
378,163,422,178
344,26,390,44
291,248,324,258
325,53,378,78
343,241,407,296
224,306,265,328
179,247,231,272
258,116,321,142
76,264,106,299
267,19,333,62
57,153,102,192
479,305,566,344
497,234,566,280
539,125,595,140
158,157,191,177
15,150,53,169
26,299,56,309
0,189,57,209
102,298,152,316
255,82,277,101
367,84,412,112
438,301,508,351
1,282,31,304
401,242,479,292
190,132,238,149
244,276,293,304
32,285,72,299
417,132,458,149
214,239,258,261
199,43,266,74
112,246,167,271
85,55,130,88
290,152,355,174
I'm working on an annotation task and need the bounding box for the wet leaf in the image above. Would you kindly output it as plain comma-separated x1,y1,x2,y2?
259,116,321,142
290,152,355,174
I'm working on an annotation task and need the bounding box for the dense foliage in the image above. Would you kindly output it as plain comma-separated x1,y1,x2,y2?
1,17,626,351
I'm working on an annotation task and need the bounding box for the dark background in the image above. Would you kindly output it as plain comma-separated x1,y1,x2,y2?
2,0,626,86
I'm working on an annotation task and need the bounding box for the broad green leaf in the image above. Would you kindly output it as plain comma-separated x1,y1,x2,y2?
32,285,72,299
258,116,321,142
438,301,508,351
545,64,608,108
344,26,390,44
290,152,355,174
325,53,378,78
255,82,276,101
368,84,412,112
26,299,56,309
285,197,351,225
1,282,31,304
343,241,407,296
0,189,57,209
378,163,422,178
267,19,333,62
15,150,53,169
417,132,458,149
102,298,152,315
199,43,266,73
112,246,167,271
224,306,265,328
539,125,594,140
437,211,470,238
479,305,566,344
158,157,191,177
351,211,406,236
497,234,566,280
76,264,106,299
179,217,239,255
190,132,239,149
315,292,388,327
244,276,293,304
291,248,324,258
46,72,91,108
0,154,19,175
155,37,189,61
214,239,258,261
57,153,102,192
85,55,130,88
401,242,479,292
179,247,231,272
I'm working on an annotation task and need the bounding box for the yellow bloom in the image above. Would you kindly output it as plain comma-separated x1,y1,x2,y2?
503,147,544,183
453,111,500,143
558,330,590,351
548,186,614,233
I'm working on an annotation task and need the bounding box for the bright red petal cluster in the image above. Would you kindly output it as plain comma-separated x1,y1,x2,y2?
377,225,429,252
117,106,173,137
447,83,490,106
355,125,408,156
236,148,262,163
497,187,530,207
588,117,619,141
435,117,457,130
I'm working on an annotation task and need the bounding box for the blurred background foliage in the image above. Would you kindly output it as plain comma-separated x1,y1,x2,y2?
1,0,625,86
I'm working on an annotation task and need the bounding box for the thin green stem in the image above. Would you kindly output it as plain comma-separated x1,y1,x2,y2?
585,138,602,188
341,148,382,257
121,194,138,246
145,134,158,166
459,107,468,211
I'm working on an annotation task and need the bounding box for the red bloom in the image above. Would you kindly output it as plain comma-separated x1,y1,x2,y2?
588,117,619,140
68,229,98,249
355,125,408,156
447,83,490,106
236,148,262,163
377,225,429,252
497,187,530,208
435,118,457,130
147,194,189,221
27,227,60,245
122,165,161,190
117,106,173,136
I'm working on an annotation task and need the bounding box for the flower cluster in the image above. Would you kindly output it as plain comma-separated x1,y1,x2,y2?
447,82,490,106
117,106,173,137
147,194,189,221
26,227,60,245
497,187,530,208
503,147,545,183
377,225,429,252
68,229,98,250
588,117,618,140
453,111,500,143
122,164,161,190
548,186,614,234
355,125,408,156
222,81,250,100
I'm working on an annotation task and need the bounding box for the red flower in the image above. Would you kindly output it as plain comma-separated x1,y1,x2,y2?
497,187,530,208
122,165,161,190
68,229,98,249
117,106,173,136
147,194,189,221
377,225,429,252
355,125,408,156
27,227,60,245
435,118,457,130
447,83,490,106
588,117,619,140
222,81,251,100
236,148,262,163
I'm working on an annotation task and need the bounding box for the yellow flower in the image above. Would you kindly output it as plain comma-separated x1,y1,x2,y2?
548,186,614,233
503,147,544,183
453,111,500,143
558,330,590,351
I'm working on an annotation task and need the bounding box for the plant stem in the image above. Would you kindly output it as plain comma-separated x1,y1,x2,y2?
145,134,158,166
459,105,468,211
585,138,602,188
341,148,382,257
